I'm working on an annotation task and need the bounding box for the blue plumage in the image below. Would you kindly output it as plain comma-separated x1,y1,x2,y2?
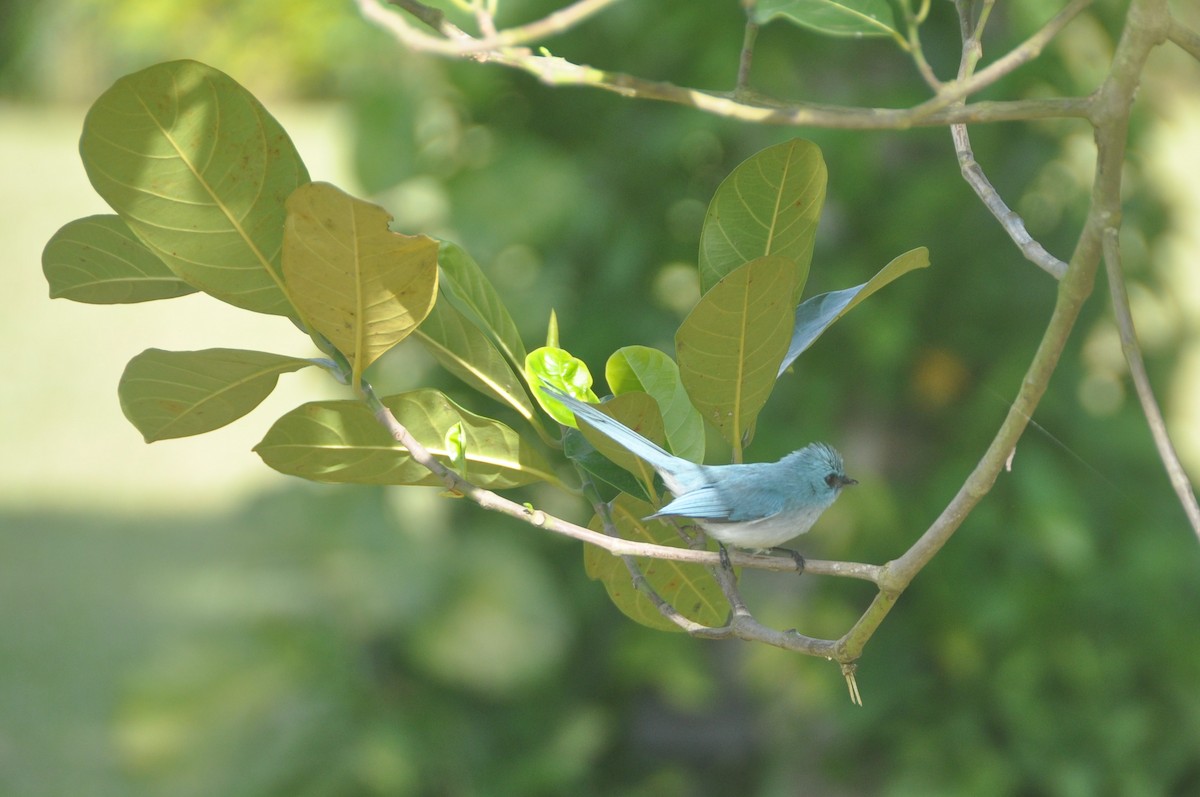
545,386,854,551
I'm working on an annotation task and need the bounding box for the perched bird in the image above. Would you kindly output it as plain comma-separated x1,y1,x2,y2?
544,386,855,564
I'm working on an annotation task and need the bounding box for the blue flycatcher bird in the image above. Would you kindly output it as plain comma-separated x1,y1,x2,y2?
544,386,855,565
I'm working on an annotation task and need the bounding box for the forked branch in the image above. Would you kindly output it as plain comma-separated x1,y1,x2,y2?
358,0,1092,130
354,0,1198,677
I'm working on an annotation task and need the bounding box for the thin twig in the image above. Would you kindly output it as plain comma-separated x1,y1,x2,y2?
1101,230,1200,539
903,0,942,90
948,0,1069,279
1086,0,1200,537
736,0,759,94
363,0,625,55
950,126,1068,279
910,0,1095,122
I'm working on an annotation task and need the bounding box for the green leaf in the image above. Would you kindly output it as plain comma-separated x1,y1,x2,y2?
254,389,557,488
42,215,197,304
525,346,597,425
584,495,728,632
118,348,314,442
444,421,467,475
546,310,560,349
415,297,537,423
754,0,899,39
605,346,705,463
79,59,309,316
698,138,826,296
779,246,930,374
571,392,666,500
438,242,528,371
561,427,653,502
282,182,439,387
676,255,798,450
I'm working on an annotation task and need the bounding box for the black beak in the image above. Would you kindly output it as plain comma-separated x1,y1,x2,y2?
841,475,858,487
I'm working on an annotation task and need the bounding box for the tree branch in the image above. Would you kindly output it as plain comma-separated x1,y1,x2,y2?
887,0,1170,589
365,388,882,582
950,125,1068,279
909,0,1094,122
1101,231,1200,539
1166,15,1200,60
948,0,1069,279
357,0,1092,130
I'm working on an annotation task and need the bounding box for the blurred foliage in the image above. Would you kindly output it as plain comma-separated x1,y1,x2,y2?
6,0,1200,795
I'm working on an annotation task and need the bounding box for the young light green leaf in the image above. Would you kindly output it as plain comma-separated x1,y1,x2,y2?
526,346,597,426
546,310,560,349
605,345,705,463
438,241,528,371
283,182,439,387
676,255,798,450
119,348,314,442
698,138,826,295
416,297,538,423
779,246,930,375
80,59,308,317
755,0,899,39
43,215,197,304
444,421,467,475
254,389,557,488
584,495,728,632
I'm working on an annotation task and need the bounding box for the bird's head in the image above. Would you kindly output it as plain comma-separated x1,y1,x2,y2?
801,442,857,497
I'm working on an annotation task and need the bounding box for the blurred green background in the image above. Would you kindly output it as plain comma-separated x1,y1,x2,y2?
3,0,1200,794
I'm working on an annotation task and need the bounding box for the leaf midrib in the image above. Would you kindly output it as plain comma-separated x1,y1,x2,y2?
132,76,291,304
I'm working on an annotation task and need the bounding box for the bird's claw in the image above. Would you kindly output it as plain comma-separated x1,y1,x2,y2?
772,547,806,574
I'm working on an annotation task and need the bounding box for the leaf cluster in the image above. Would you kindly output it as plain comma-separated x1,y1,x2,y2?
44,58,927,631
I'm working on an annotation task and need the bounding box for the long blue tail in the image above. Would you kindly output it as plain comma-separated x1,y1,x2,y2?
542,386,682,475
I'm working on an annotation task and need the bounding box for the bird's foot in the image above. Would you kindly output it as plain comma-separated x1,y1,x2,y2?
771,547,806,574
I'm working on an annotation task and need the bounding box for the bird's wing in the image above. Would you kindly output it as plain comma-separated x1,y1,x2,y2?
649,485,736,520
722,488,790,523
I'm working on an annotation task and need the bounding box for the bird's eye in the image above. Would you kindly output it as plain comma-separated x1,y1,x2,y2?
825,473,839,488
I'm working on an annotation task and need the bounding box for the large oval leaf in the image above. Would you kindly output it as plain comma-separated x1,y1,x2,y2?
438,242,528,372
584,495,728,632
415,296,537,423
80,60,309,316
283,182,439,387
119,348,315,442
698,139,826,295
605,346,705,463
254,389,556,488
755,0,899,39
676,255,798,450
43,215,197,304
779,246,930,375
